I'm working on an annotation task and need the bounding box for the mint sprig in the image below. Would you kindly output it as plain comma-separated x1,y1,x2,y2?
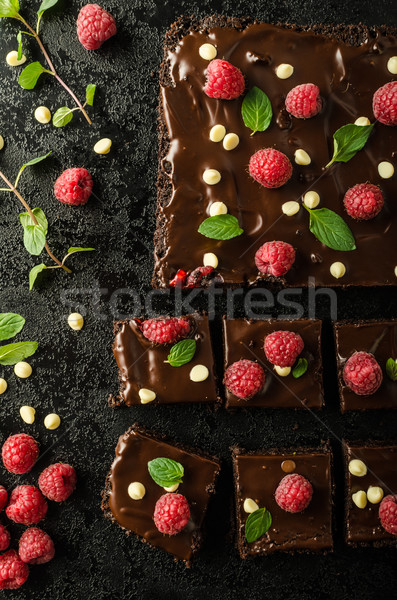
386,358,397,382
245,508,272,543
241,86,272,136
198,214,243,241
292,358,308,379
0,0,21,19
326,123,374,167
303,206,356,251
148,457,184,488
19,207,48,255
53,107,74,128
0,313,25,341
166,339,196,367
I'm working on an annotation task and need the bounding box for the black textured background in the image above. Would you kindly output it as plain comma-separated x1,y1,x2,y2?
0,1,396,598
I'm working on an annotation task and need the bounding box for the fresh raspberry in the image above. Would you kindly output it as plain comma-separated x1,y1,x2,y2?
169,269,187,288
2,434,39,475
77,3,117,50
264,330,304,368
18,528,55,564
38,463,77,502
185,266,221,288
6,486,48,525
275,474,313,513
255,240,295,277
0,486,7,511
285,83,322,119
54,168,93,206
379,495,397,535
0,550,29,590
223,359,266,399
343,351,383,395
249,148,292,189
141,317,191,344
344,183,384,220
153,493,190,535
372,81,397,126
0,525,10,551
204,59,245,100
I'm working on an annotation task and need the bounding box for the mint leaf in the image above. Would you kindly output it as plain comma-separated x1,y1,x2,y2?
67,246,95,254
0,341,38,365
37,0,58,17
245,508,272,543
22,151,52,169
0,313,25,341
85,84,96,106
307,207,356,251
166,339,196,367
198,214,243,241
18,62,47,89
326,123,374,167
53,107,73,128
148,457,184,488
242,86,272,135
16,30,22,60
292,357,308,379
386,358,397,382
0,0,20,18
29,263,47,290
19,207,48,233
19,207,48,255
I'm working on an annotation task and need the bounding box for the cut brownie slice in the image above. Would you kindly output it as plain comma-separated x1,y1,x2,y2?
223,318,323,408
232,445,333,557
111,313,219,406
344,442,397,546
334,320,397,411
101,425,220,565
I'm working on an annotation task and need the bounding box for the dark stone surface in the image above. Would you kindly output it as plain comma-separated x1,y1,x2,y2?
0,0,395,598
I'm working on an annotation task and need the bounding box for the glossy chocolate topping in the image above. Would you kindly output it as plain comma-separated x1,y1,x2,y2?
223,318,323,408
334,320,397,411
156,21,397,287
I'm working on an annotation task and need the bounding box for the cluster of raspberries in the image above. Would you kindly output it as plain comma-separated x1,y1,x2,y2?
0,434,76,589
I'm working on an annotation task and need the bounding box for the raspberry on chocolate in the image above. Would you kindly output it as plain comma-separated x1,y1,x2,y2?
204,59,245,100
285,83,322,119
223,359,266,399
185,266,223,288
0,524,10,551
2,433,39,474
0,550,29,590
343,351,383,395
249,148,292,189
372,81,397,126
264,330,304,368
379,494,397,535
77,3,117,50
54,167,93,206
38,463,77,502
255,241,295,277
344,183,384,220
141,317,191,344
18,528,55,564
6,485,48,525
0,485,8,511
153,493,190,535
275,473,313,513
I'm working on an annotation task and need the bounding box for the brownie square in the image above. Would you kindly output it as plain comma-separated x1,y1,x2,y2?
334,320,397,411
223,318,323,408
111,313,219,406
232,445,333,556
344,442,397,546
101,425,220,564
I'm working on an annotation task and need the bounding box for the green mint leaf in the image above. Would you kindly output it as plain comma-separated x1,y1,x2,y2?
19,207,48,234
245,508,272,543
292,357,308,379
85,84,96,106
198,214,243,241
242,86,272,135
166,339,196,367
37,0,58,17
29,263,47,290
0,0,20,18
0,341,38,365
16,30,22,60
18,61,46,89
67,246,95,254
22,151,52,169
19,208,48,256
52,107,74,128
326,123,374,167
386,358,397,382
307,207,356,251
0,313,25,341
148,457,184,488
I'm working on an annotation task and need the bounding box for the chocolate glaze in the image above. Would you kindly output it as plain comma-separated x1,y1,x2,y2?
344,442,397,545
155,20,397,287
223,318,323,408
112,314,219,406
334,320,397,411
233,446,333,556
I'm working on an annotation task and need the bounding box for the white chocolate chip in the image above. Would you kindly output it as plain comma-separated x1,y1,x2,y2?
387,56,397,75
352,490,367,509
354,116,371,126
164,483,179,493
6,50,26,66
14,361,32,379
348,459,367,477
128,481,146,500
44,413,61,430
378,161,394,179
209,201,227,216
209,124,226,142
303,191,320,209
93,138,112,155
395,266,397,278
294,148,311,166
67,312,84,331
189,365,209,382
199,43,217,61
243,498,259,513
330,261,346,279
367,486,384,504
223,133,239,151
282,201,300,216
203,252,218,268
20,405,36,424
203,169,221,185
34,106,51,124
0,136,4,151
274,365,291,377
138,388,156,404
275,63,294,79
0,378,7,394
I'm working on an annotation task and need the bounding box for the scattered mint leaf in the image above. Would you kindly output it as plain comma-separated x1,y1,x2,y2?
292,357,308,379
23,151,51,168
29,263,47,290
148,457,184,488
166,339,196,367
85,84,96,106
0,0,20,19
16,30,22,60
386,358,397,382
67,246,95,254
37,0,59,17
0,341,38,365
18,61,47,89
306,207,356,251
326,123,374,167
19,208,48,256
198,214,243,241
52,107,73,128
0,313,25,341
245,508,272,543
241,86,272,135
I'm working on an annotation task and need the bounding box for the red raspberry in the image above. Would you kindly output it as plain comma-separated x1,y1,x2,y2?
255,240,295,277
18,528,55,564
343,351,383,395
344,183,384,220
249,148,292,189
275,473,313,513
54,167,93,206
0,524,10,551
264,330,304,368
372,81,397,126
379,495,397,535
223,359,265,399
153,493,190,535
141,316,191,344
285,83,322,119
0,550,29,590
38,463,77,502
169,269,187,288
77,3,117,50
6,485,48,525
2,434,39,475
0,486,7,511
185,266,216,288
204,59,245,100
